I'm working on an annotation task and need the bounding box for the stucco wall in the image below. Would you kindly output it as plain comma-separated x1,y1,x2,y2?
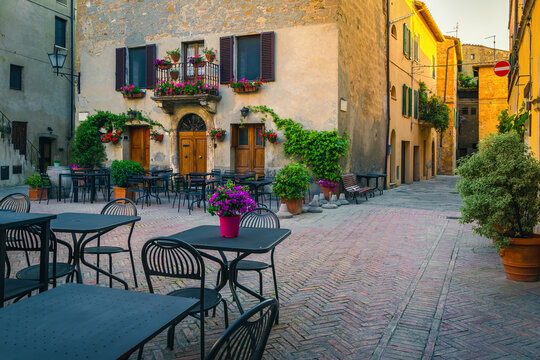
461,45,509,77
77,21,339,173
478,66,508,141
337,0,387,175
0,0,73,180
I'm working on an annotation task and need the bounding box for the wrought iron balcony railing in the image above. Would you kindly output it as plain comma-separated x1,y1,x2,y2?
154,62,220,96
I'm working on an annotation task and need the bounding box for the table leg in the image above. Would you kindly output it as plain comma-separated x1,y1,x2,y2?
91,177,96,203
71,232,86,283
107,174,111,202
39,221,50,293
58,174,62,202
228,252,267,314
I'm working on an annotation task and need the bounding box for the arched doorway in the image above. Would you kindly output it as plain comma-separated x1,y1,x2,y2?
178,114,207,175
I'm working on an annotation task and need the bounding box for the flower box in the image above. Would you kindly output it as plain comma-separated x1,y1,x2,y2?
233,86,258,94
124,92,145,99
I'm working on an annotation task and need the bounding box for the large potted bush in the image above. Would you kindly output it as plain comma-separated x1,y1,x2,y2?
110,160,144,200
273,162,310,215
24,174,45,201
456,132,540,281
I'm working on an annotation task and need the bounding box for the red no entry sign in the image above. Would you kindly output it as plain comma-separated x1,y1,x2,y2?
494,60,511,77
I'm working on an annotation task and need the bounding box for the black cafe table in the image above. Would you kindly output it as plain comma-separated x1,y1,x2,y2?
0,283,198,359
168,225,291,314
59,171,111,203
51,213,140,286
238,179,273,203
0,212,56,307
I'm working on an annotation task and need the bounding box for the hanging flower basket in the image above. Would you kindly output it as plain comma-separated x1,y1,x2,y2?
167,49,181,63
154,58,173,70
229,78,265,94
259,128,278,144
101,131,121,144
170,70,179,80
118,85,145,99
149,130,164,142
189,54,205,68
208,128,226,142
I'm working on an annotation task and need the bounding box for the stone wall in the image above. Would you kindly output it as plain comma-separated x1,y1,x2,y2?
456,91,479,158
461,44,510,78
478,65,508,141
337,0,387,175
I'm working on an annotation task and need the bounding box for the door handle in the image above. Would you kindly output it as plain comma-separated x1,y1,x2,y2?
199,156,203,159
184,155,188,158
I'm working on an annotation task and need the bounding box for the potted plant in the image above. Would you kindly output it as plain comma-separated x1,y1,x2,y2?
188,54,205,68
154,58,173,70
203,48,217,63
101,131,121,144
208,181,257,238
229,78,265,93
149,129,164,142
169,69,180,81
273,162,310,215
118,84,145,99
258,127,278,144
167,48,181,63
110,160,144,200
208,128,226,141
53,155,61,167
318,180,338,200
24,174,45,201
456,132,540,282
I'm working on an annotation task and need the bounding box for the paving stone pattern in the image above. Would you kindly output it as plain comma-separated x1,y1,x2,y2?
4,176,540,359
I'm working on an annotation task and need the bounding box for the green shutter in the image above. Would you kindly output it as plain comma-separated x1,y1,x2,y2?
414,34,419,62
403,23,408,56
408,87,413,116
402,84,407,115
432,55,435,78
414,90,419,119
408,30,412,59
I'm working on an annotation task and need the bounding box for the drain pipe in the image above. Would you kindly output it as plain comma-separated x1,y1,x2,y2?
442,42,458,147
383,0,391,189
69,0,75,141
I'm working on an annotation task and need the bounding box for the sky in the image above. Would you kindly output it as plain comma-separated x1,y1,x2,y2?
422,0,510,50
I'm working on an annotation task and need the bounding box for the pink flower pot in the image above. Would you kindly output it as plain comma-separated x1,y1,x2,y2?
219,216,241,238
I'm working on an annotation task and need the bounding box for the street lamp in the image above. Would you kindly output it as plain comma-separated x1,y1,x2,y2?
48,46,80,93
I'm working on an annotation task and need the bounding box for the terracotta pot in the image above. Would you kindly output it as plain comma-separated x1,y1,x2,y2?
170,53,180,62
170,71,179,80
158,64,172,70
124,92,145,99
499,234,540,282
219,216,241,238
205,54,215,63
28,188,47,201
113,186,135,201
283,198,302,215
320,185,334,202
233,85,258,94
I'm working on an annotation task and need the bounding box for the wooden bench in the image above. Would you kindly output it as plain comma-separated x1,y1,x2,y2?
342,173,374,203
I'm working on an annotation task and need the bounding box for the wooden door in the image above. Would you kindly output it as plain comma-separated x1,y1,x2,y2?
11,121,27,156
129,127,150,170
39,138,52,172
178,132,206,175
234,125,265,176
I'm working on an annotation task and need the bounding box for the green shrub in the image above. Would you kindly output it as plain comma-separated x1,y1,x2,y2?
456,132,540,250
110,160,144,188
24,174,43,189
418,81,450,133
72,119,106,168
273,162,310,200
496,103,528,140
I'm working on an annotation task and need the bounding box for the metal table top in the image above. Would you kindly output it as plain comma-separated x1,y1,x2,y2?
0,213,56,229
51,213,140,234
168,225,291,253
0,283,198,359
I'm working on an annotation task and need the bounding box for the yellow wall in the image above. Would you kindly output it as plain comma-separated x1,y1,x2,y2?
508,0,540,159
478,66,508,140
387,0,441,186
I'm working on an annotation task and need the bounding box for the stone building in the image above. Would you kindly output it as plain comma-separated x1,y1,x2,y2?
436,36,462,175
457,44,509,160
386,0,443,187
508,0,540,159
0,0,75,186
76,0,388,178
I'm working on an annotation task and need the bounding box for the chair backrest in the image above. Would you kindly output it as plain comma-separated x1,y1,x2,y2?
206,298,278,360
240,208,280,229
5,225,72,261
101,198,137,216
342,173,358,188
0,193,31,213
40,173,52,186
141,237,205,294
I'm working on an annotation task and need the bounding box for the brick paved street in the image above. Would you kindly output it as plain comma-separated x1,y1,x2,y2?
4,176,540,359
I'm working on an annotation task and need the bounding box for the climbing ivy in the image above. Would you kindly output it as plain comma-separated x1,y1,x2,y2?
418,82,450,134
72,110,167,168
247,105,349,182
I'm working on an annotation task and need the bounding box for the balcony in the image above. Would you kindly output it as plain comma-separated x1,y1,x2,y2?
151,62,222,114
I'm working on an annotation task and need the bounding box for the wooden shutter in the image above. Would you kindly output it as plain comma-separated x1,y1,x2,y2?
231,125,239,147
414,90,418,119
414,34,419,62
408,87,413,116
145,44,156,89
408,30,412,59
402,85,407,115
403,24,407,56
115,47,126,90
260,31,275,82
220,36,234,84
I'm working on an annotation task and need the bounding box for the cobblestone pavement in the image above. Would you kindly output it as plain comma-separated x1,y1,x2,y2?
4,176,540,359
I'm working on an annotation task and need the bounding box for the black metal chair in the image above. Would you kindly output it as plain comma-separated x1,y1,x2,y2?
221,170,235,185
0,193,30,213
69,171,90,204
206,298,278,360
82,198,139,288
171,174,187,209
185,173,207,214
141,237,229,359
126,176,146,208
38,173,56,205
6,225,75,288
